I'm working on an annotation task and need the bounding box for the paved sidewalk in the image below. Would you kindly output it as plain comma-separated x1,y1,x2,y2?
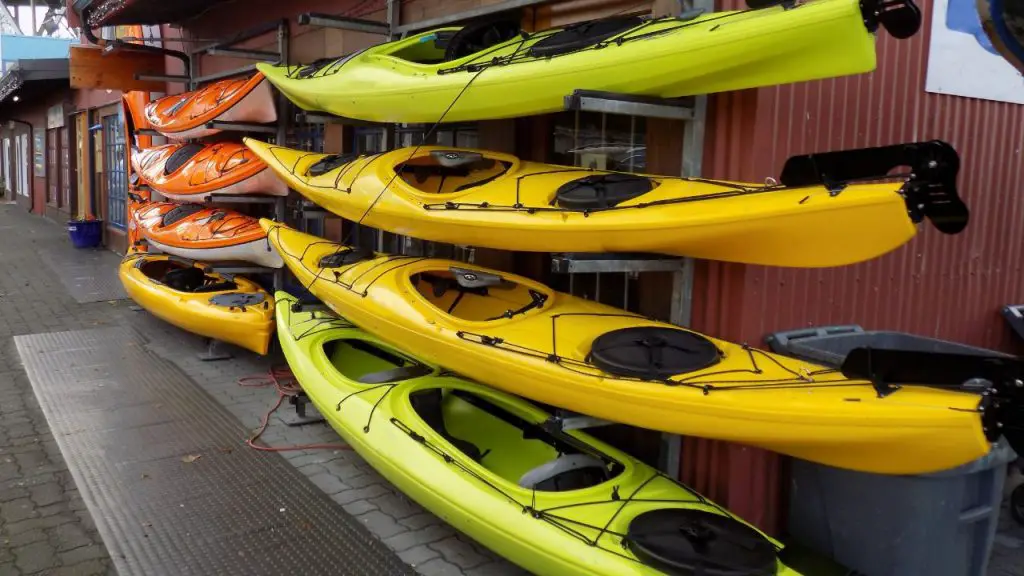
0,206,121,576
0,205,520,576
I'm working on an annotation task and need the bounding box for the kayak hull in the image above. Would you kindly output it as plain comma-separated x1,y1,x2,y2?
133,202,282,267
246,141,918,267
119,253,274,354
145,74,276,140
132,142,288,202
258,0,877,123
146,237,283,269
264,221,992,475
275,291,802,576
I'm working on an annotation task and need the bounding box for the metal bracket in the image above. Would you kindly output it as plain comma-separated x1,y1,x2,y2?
564,90,696,120
205,48,281,62
207,193,280,204
198,338,232,361
283,393,327,427
551,253,688,274
206,121,278,134
135,73,191,83
298,13,390,34
194,64,259,85
542,410,614,433
295,112,383,127
208,265,277,275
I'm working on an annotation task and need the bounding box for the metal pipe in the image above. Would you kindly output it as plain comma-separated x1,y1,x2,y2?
80,7,191,74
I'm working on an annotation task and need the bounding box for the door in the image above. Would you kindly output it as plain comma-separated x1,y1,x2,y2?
102,115,126,229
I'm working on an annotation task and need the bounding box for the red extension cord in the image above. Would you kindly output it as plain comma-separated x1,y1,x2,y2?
238,366,352,453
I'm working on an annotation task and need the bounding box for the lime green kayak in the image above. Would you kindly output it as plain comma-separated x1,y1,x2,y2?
276,290,804,576
257,0,919,124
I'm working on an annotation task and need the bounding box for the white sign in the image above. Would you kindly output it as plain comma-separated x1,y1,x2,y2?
926,0,1024,104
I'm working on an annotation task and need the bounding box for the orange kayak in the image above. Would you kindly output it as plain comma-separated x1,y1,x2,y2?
144,73,276,140
131,142,288,202
132,202,283,268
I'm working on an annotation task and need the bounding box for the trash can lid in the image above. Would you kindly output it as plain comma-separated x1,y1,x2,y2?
625,509,778,576
589,327,720,379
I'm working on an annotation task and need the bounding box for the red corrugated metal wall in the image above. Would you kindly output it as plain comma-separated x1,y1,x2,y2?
685,0,1024,533
737,0,1024,351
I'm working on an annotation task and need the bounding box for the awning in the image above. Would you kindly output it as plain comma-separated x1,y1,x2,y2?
0,59,71,115
73,0,232,27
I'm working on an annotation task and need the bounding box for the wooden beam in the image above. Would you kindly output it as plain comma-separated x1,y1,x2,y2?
69,45,165,92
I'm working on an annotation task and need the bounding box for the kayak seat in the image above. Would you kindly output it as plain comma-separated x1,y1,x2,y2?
444,18,522,62
529,15,644,58
164,143,206,175
397,154,511,193
411,389,484,462
162,266,238,294
518,454,609,491
162,267,205,291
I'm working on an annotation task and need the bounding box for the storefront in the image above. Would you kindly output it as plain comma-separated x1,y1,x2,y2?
0,58,74,219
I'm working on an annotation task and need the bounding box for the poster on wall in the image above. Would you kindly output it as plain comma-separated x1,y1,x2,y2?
32,129,44,176
926,0,1024,103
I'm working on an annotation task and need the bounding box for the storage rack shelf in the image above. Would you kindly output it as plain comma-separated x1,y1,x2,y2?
288,0,713,476
170,19,291,294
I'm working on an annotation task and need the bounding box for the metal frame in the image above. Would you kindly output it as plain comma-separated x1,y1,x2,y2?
290,0,710,476
183,19,290,291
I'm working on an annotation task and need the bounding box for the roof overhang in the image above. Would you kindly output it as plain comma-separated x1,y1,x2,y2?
73,0,232,28
0,59,71,109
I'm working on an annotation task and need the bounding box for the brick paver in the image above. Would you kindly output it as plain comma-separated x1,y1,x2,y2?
0,205,118,576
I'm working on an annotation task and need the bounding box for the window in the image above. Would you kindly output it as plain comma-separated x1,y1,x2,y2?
2,137,9,196
16,133,28,197
103,115,126,228
46,129,59,206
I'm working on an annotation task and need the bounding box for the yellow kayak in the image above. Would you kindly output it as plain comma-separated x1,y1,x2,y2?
263,221,1001,475
276,290,805,576
255,0,919,123
118,252,274,354
245,140,968,267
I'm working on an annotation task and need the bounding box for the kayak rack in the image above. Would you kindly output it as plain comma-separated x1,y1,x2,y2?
551,253,688,274
289,0,715,479
175,18,290,298
565,90,697,121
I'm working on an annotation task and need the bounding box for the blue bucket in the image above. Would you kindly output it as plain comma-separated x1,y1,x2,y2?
67,219,103,249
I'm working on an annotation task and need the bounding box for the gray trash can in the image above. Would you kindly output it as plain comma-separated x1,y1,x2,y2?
768,325,1018,576
788,443,1017,576
765,325,1012,367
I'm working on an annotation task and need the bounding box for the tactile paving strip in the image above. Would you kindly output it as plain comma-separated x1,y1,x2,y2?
15,326,413,576
41,248,127,303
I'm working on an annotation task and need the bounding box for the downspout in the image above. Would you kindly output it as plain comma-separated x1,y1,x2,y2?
80,6,191,75
7,117,33,214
